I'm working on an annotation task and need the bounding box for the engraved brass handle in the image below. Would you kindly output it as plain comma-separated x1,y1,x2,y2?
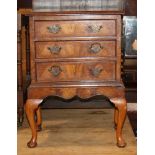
87,25,103,33
47,46,62,54
89,43,103,54
47,25,61,34
48,65,62,77
90,67,103,77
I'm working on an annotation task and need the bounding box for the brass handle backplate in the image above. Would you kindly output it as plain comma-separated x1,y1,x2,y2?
48,65,62,77
47,25,61,34
87,25,103,33
47,46,62,54
90,67,103,77
89,43,103,54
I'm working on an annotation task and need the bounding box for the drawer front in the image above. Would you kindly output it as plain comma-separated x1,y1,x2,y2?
35,41,116,59
34,20,116,39
36,61,115,82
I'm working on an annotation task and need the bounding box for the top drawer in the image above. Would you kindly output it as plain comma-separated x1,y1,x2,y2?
34,20,116,39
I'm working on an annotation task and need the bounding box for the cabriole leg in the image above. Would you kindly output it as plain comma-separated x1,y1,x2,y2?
36,106,42,131
110,97,127,148
25,99,43,148
114,108,118,129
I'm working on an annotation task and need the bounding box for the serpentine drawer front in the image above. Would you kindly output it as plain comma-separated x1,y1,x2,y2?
25,13,127,148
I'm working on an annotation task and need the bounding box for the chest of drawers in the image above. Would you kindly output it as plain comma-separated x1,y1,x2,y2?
25,13,127,148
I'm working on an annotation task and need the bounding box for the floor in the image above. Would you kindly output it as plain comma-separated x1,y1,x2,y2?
127,103,137,137
18,109,136,155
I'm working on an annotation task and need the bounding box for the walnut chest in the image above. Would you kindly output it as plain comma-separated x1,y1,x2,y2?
25,12,127,148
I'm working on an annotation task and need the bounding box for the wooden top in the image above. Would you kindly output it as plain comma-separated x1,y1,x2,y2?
18,9,125,16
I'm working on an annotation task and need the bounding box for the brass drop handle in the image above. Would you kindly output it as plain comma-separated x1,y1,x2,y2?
48,65,62,77
87,25,103,33
47,24,61,34
89,43,103,54
90,67,103,77
47,46,62,54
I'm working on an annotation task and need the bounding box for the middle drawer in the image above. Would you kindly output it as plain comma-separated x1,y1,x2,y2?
35,41,116,59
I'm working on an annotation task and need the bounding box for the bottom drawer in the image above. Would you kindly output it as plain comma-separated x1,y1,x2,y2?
36,61,116,82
